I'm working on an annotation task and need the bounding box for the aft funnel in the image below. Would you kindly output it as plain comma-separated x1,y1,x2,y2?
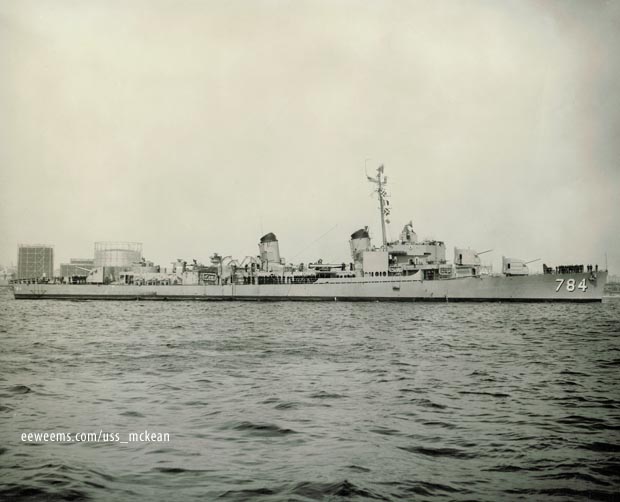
259,233,281,266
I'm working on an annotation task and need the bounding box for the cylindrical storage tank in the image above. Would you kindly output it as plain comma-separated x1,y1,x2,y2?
94,242,143,267
349,228,371,263
258,233,280,265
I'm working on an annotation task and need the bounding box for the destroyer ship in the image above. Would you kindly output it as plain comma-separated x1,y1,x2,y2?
13,166,607,302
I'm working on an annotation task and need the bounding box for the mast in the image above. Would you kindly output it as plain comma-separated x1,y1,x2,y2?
367,164,390,248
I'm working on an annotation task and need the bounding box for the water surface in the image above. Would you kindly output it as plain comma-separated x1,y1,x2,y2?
1,288,619,501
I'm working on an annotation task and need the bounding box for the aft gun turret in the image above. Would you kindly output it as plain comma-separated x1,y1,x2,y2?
502,257,539,276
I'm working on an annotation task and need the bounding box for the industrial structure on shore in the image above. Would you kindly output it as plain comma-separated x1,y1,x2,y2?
17,244,54,281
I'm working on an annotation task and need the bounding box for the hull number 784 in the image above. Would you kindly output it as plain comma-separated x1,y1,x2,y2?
555,278,588,292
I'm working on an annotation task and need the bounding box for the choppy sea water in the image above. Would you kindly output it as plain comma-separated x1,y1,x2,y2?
1,287,619,502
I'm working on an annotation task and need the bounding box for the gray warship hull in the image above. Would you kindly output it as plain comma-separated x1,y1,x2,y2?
12,271,607,302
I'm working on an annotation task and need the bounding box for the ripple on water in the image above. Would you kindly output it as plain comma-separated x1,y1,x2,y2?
398,445,476,459
226,421,298,437
1,292,619,502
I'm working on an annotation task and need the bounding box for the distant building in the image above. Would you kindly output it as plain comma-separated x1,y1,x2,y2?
0,266,16,285
60,258,95,278
17,245,54,280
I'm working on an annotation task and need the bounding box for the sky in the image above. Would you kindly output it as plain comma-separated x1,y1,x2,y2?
1,0,619,274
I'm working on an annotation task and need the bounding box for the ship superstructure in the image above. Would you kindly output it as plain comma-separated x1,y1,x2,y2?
12,166,607,301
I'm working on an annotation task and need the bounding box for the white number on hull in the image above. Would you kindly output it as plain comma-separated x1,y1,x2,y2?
555,277,588,293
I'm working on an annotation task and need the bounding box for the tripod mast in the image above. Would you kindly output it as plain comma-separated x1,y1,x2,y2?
367,165,390,248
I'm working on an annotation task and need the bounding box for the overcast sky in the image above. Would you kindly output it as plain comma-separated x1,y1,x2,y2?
1,0,618,273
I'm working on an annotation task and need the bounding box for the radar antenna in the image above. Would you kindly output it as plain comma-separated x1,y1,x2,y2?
367,164,390,248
